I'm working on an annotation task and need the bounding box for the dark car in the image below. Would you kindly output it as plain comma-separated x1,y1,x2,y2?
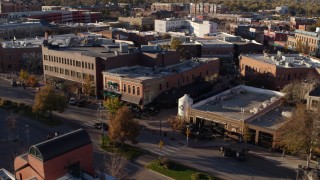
93,122,109,131
220,146,246,161
235,150,245,161
221,147,235,157
77,99,86,107
11,80,17,87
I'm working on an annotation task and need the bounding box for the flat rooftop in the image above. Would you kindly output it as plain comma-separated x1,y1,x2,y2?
103,58,218,81
56,46,127,58
245,54,320,68
196,39,233,45
248,106,292,130
191,85,284,121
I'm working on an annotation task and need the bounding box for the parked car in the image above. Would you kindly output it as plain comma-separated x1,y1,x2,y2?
11,80,17,87
77,99,86,107
220,146,246,161
68,98,78,105
93,122,109,131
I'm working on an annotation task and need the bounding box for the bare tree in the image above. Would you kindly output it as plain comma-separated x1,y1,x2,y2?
167,116,184,140
104,154,129,179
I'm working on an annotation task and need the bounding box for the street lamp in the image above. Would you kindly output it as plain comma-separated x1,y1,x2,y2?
25,124,30,145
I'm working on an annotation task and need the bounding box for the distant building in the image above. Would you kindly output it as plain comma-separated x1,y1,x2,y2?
151,3,188,12
42,6,62,11
8,10,101,24
239,53,320,89
190,3,226,15
0,22,44,40
118,17,154,31
0,0,42,13
154,18,217,38
287,29,320,57
102,58,220,107
290,17,315,29
264,28,294,46
14,129,94,180
181,85,290,148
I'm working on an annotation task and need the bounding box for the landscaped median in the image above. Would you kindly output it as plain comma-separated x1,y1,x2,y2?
100,134,144,160
146,157,217,180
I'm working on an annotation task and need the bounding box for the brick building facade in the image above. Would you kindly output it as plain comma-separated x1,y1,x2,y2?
14,129,94,180
102,58,220,107
240,54,320,90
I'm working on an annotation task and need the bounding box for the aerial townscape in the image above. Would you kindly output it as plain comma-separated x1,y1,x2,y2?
1,0,320,180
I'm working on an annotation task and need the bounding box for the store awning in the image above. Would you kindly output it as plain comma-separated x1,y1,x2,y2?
103,91,120,98
121,93,141,105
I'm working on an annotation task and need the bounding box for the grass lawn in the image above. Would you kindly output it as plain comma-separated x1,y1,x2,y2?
100,135,143,160
146,160,216,180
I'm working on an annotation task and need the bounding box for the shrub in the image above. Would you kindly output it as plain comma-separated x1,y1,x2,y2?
191,172,201,180
2,99,12,109
191,172,213,180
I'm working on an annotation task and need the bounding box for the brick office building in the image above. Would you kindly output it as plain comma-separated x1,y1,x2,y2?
287,29,320,57
0,40,42,73
102,58,220,107
14,129,94,180
42,35,180,97
239,53,320,90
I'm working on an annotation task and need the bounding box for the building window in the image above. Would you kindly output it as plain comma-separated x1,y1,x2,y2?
287,74,291,81
128,85,131,93
133,86,135,94
73,60,75,66
60,68,64,74
137,87,140,95
91,63,94,70
76,72,81,78
123,84,126,92
82,62,84,68
85,62,87,68
71,71,75,76
311,100,318,108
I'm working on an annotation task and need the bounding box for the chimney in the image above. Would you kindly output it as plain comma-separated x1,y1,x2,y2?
45,30,49,40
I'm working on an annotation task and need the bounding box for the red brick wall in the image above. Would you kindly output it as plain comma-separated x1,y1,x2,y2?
43,144,94,180
15,144,94,180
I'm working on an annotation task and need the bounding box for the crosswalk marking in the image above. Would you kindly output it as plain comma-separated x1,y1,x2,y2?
149,143,182,156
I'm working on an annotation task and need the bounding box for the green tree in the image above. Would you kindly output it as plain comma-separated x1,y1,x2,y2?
281,81,305,105
83,75,94,97
103,97,123,118
27,75,39,88
278,104,320,168
32,85,67,119
170,37,182,50
19,69,29,83
242,124,251,151
108,107,140,146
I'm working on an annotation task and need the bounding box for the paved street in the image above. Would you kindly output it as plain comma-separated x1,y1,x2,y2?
0,77,309,180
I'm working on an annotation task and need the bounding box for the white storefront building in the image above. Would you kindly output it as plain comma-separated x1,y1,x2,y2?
154,18,217,38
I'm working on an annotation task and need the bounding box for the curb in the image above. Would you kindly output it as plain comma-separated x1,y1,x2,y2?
147,169,174,180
